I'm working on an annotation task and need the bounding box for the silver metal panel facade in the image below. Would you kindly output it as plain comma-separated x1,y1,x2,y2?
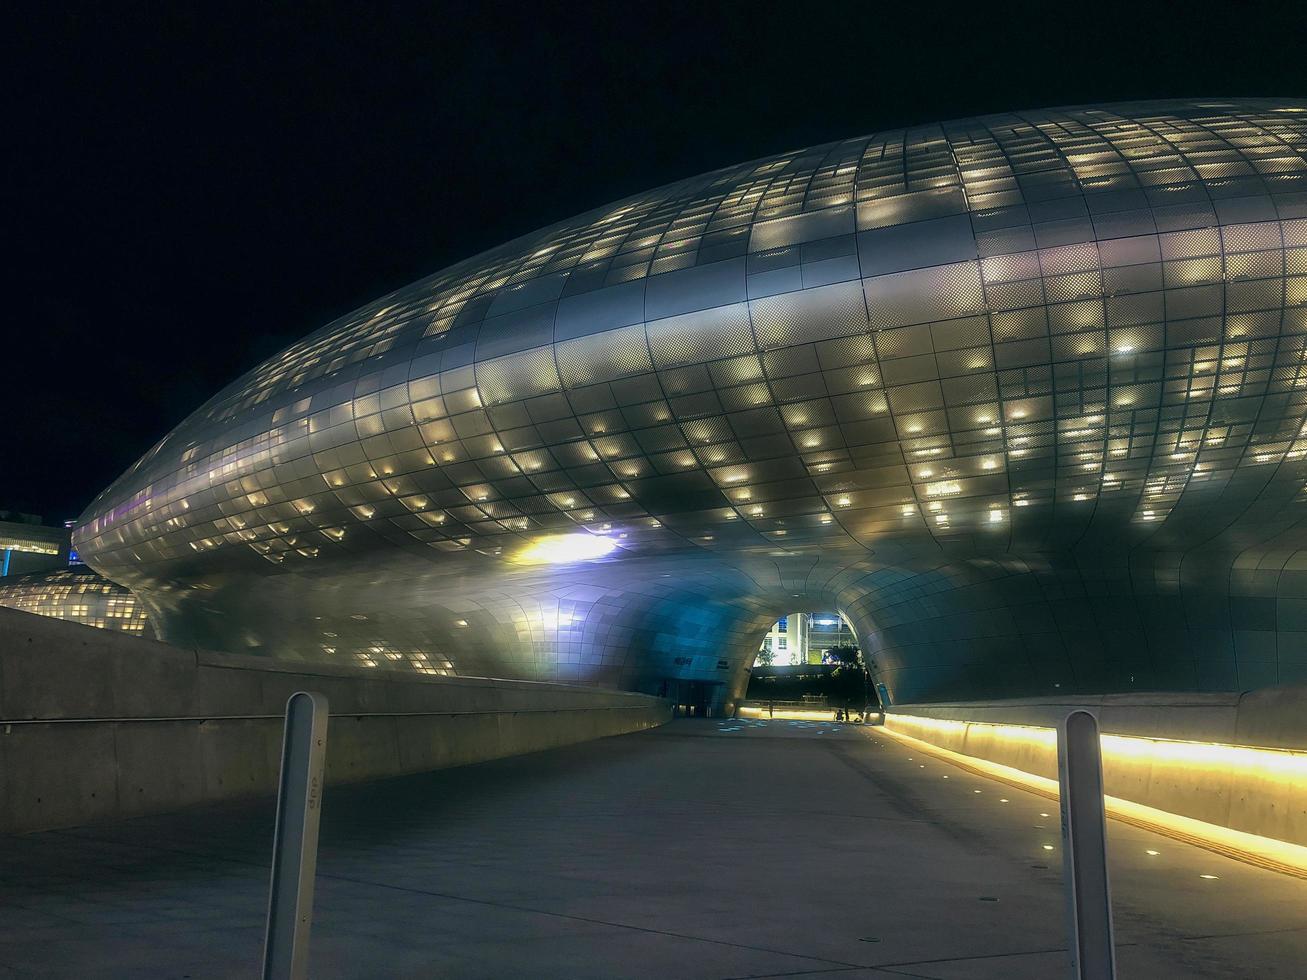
75,100,1307,704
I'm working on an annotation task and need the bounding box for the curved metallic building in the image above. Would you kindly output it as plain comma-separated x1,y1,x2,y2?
77,99,1307,705
0,568,154,637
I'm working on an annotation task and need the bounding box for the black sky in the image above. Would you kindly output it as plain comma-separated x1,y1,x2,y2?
6,1,1307,522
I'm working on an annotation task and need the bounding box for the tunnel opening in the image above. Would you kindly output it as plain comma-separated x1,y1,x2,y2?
739,611,884,722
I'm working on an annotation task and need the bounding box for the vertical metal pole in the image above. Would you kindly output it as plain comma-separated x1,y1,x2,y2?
1058,710,1117,979
262,692,329,980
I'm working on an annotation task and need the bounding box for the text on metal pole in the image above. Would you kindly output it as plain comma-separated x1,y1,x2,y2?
262,691,329,980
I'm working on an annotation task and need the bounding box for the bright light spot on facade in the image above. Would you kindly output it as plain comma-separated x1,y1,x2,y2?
513,533,619,565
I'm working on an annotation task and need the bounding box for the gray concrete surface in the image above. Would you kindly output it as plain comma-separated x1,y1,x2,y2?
2,718,1305,978
0,607,668,833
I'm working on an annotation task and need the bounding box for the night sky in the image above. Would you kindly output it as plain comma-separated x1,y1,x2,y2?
7,2,1306,523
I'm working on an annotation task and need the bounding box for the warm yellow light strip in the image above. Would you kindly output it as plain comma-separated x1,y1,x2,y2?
888,710,1307,789
0,540,61,555
878,716,1307,879
888,711,1307,782
738,706,849,722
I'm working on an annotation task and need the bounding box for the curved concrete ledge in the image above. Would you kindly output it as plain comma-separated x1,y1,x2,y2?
886,690,1307,850
0,608,670,834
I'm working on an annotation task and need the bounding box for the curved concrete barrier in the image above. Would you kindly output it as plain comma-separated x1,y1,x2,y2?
885,690,1307,851
0,608,670,834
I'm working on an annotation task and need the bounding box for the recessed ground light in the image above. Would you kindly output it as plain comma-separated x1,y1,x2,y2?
999,798,1010,803
1199,874,1219,880
973,789,982,794
1042,844,1055,851
1146,849,1160,856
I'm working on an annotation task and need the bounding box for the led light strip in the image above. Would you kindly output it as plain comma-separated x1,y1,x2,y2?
737,706,851,722
877,717,1307,880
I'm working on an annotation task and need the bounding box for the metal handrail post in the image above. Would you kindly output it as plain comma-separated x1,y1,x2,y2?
1058,709,1117,979
262,692,329,980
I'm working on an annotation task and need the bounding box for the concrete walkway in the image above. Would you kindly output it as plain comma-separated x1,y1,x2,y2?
1,718,1305,977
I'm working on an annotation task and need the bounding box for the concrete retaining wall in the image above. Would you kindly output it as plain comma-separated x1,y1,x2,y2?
0,608,670,834
886,689,1307,848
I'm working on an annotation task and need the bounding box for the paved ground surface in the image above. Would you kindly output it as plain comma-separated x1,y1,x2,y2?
2,718,1306,978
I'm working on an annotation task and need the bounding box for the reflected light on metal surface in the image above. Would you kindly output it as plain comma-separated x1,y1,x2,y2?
512,533,620,565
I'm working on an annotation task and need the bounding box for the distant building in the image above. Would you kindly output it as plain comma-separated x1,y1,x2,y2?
0,566,153,636
810,614,856,661
0,515,144,636
0,512,70,578
758,616,791,664
756,612,854,666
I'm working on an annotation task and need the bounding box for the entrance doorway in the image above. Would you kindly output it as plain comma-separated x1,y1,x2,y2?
664,679,725,717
